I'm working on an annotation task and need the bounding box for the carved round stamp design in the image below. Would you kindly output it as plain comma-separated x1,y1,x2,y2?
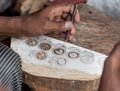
39,43,51,51
35,51,47,60
57,58,66,65
25,39,38,46
53,48,65,55
67,47,80,59
80,51,94,64
68,52,79,59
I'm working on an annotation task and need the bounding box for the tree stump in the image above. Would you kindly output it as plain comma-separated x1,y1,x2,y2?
21,4,120,91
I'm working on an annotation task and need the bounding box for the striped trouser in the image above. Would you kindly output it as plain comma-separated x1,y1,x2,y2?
0,44,22,91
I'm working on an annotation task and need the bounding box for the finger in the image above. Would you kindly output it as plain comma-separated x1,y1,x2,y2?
61,13,68,19
69,35,74,41
54,16,63,22
49,8,63,20
62,9,80,23
49,3,80,23
71,24,76,36
64,21,76,36
64,21,76,35
59,3,80,23
49,21,66,32
68,35,77,42
75,10,80,23
66,15,71,21
50,21,76,37
70,5,80,23
61,13,72,21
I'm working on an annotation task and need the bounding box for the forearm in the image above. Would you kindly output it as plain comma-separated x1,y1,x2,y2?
0,16,23,37
0,15,51,37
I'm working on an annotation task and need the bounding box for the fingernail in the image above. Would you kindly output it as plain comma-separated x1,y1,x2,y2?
64,22,72,29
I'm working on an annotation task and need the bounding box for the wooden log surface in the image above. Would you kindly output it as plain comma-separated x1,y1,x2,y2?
22,4,120,91
22,63,100,91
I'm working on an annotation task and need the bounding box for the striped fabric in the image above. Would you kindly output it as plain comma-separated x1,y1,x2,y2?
0,43,22,91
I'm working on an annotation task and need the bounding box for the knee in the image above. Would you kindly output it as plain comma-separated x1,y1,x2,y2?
104,42,120,71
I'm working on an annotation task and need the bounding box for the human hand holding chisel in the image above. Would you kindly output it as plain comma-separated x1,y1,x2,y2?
65,4,78,41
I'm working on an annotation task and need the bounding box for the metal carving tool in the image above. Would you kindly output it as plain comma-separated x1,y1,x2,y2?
65,4,78,41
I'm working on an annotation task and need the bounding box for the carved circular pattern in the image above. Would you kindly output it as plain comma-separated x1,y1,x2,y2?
39,43,51,51
35,51,47,60
25,39,38,46
57,58,67,65
68,52,79,59
53,48,65,55
80,51,94,64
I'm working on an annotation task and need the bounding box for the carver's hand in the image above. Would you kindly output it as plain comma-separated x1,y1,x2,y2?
22,3,80,41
